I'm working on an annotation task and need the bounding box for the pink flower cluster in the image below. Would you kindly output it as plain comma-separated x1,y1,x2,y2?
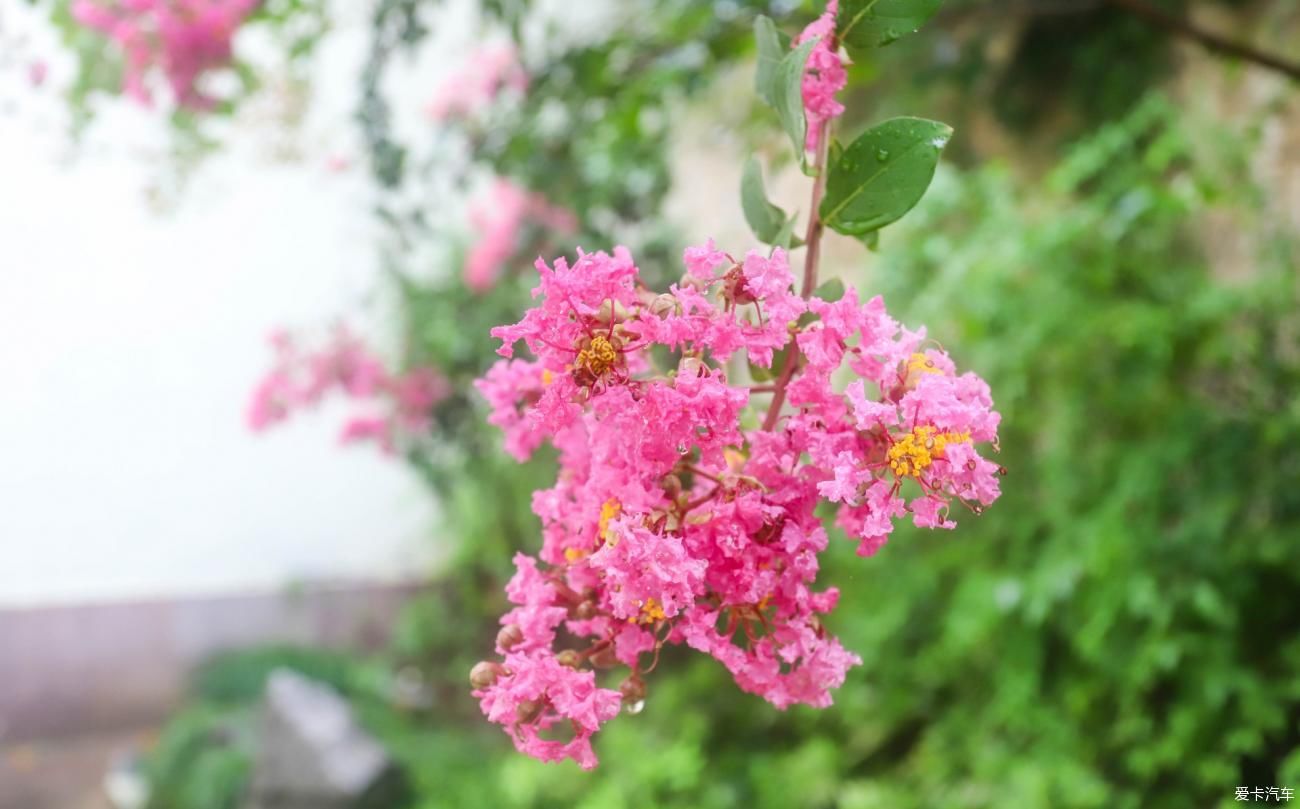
29,60,49,88
247,327,448,453
472,242,1002,768
426,43,528,122
465,179,578,293
72,0,256,109
796,0,847,153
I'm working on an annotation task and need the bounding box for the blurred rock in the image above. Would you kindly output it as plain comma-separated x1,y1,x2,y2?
243,669,409,809
103,750,149,809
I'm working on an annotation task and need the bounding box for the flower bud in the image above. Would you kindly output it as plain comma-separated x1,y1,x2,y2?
649,293,680,319
496,623,524,650
469,661,505,690
660,473,683,497
594,299,616,325
556,649,582,669
573,600,597,620
618,676,646,704
516,699,543,724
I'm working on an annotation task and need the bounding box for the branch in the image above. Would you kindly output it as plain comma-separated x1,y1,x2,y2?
1105,0,1300,82
800,135,830,298
761,120,832,433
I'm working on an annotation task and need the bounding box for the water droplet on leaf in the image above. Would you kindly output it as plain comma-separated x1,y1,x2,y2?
876,149,889,162
625,699,646,715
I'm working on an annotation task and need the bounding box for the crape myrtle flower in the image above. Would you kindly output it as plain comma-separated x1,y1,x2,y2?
471,240,1002,768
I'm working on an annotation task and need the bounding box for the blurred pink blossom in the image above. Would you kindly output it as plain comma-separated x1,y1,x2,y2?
324,154,352,174
247,326,449,453
464,178,577,293
28,60,49,88
71,0,257,109
426,43,528,121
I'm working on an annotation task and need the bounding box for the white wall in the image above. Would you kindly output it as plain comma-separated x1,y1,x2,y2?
0,2,459,606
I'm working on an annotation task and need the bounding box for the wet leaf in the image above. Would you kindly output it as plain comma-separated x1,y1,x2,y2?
821,116,952,236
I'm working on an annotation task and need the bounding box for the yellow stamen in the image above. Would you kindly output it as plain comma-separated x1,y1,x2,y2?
541,369,554,386
903,352,942,389
564,547,587,563
575,335,618,378
888,426,971,478
598,498,621,545
628,597,666,624
907,352,940,374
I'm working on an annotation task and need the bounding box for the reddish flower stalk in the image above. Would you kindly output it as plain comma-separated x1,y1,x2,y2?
763,122,832,433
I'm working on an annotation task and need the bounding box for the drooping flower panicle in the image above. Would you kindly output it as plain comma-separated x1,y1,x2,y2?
467,0,988,772
473,241,1001,768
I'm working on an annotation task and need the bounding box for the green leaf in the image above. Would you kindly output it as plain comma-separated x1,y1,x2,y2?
755,21,818,165
753,16,790,98
741,156,789,245
859,230,881,251
820,117,952,236
773,214,804,250
837,0,944,51
813,278,845,301
777,39,818,163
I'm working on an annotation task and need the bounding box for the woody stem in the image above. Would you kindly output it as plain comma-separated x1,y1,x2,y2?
800,130,830,298
761,120,832,432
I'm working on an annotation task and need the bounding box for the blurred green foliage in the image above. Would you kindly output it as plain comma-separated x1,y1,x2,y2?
827,95,1300,809
145,705,254,809
142,648,347,809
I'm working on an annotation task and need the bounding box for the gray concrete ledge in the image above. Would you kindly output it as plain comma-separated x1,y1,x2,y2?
0,581,426,742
